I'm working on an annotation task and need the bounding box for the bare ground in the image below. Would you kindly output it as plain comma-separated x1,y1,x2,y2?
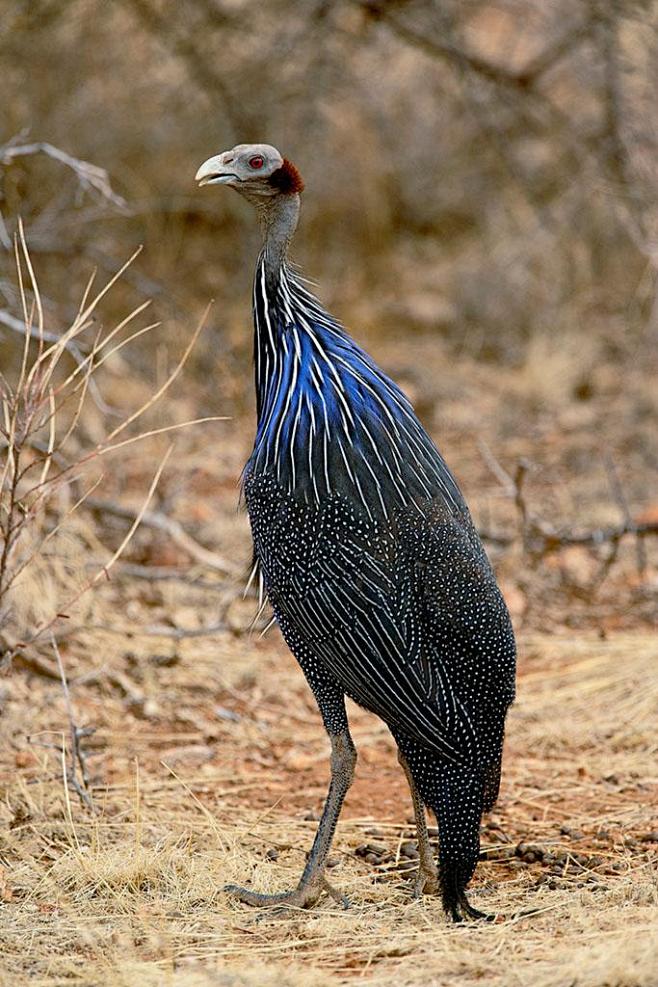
1,610,657,985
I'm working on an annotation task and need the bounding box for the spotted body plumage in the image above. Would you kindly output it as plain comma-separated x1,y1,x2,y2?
196,143,516,920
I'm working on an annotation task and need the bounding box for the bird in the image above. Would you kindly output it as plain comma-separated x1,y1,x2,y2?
195,143,516,922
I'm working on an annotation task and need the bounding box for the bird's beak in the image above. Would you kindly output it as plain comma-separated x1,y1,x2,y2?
195,154,238,187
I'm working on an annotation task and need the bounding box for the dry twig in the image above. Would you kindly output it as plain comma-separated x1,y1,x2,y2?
476,446,658,582
87,498,239,577
0,137,127,211
0,229,219,666
50,634,96,812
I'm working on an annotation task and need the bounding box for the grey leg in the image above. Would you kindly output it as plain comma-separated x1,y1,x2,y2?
225,728,356,910
398,750,439,898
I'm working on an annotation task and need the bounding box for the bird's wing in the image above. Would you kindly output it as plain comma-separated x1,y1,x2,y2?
272,504,512,763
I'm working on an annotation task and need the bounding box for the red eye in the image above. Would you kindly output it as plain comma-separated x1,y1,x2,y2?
249,155,264,170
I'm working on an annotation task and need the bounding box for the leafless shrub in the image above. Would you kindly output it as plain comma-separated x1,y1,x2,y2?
0,224,217,666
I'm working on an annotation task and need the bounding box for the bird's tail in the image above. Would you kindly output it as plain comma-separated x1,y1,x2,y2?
430,764,485,920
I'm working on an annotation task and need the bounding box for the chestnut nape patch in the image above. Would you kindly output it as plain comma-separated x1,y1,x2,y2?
269,159,304,194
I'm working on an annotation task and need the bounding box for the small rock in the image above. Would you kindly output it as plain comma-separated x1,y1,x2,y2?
266,848,279,862
560,826,584,841
149,652,180,667
516,842,544,862
400,841,419,860
355,843,386,860
639,831,658,843
14,751,37,769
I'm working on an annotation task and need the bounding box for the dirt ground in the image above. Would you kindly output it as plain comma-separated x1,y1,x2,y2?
1,325,657,987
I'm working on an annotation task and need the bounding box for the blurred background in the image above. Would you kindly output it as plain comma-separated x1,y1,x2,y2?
2,1,657,353
1,0,657,644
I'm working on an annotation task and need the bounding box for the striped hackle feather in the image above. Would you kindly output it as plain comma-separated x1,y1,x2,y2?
249,256,465,522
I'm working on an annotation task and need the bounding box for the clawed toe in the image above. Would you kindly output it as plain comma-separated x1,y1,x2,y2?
321,876,351,909
459,898,494,922
444,890,495,923
224,876,349,912
224,882,319,910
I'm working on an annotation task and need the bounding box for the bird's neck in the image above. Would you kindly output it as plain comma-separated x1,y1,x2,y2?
258,194,300,286
248,255,466,516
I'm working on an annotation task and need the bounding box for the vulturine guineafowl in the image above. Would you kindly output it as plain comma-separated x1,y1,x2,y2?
195,144,516,922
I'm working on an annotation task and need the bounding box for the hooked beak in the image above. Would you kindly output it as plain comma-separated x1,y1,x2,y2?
195,154,238,187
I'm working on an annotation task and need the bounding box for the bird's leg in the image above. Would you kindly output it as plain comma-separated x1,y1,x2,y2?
225,728,356,911
397,751,439,898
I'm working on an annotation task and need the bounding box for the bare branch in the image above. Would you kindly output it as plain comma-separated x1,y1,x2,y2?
22,446,175,648
87,498,240,577
77,619,228,640
357,3,591,91
0,140,128,212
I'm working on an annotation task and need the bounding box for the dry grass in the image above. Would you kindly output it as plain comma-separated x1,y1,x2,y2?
1,607,657,987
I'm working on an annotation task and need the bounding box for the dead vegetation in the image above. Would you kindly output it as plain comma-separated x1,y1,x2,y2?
0,329,656,982
1,613,657,985
0,230,220,669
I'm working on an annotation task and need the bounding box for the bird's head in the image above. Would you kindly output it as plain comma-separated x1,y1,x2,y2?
195,143,304,204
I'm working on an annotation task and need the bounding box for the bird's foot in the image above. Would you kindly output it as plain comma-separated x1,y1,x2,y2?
224,874,349,912
411,859,440,899
445,889,495,924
